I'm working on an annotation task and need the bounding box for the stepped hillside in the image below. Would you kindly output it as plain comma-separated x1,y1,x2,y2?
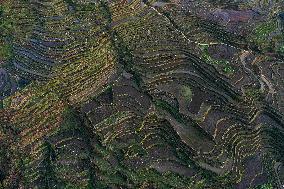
0,0,284,188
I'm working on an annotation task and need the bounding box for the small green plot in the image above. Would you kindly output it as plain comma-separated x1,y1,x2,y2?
180,85,192,102
200,44,235,75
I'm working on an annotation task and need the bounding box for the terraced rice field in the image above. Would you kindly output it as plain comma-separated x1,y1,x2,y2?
0,0,283,188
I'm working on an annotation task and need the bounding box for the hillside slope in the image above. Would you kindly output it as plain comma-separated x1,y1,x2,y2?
0,0,283,188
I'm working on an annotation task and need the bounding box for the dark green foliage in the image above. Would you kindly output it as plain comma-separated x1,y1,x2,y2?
0,169,5,188
60,107,82,132
154,99,184,123
0,4,13,61
244,87,265,101
98,1,112,25
267,128,284,162
39,140,57,189
0,100,3,109
253,183,273,189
